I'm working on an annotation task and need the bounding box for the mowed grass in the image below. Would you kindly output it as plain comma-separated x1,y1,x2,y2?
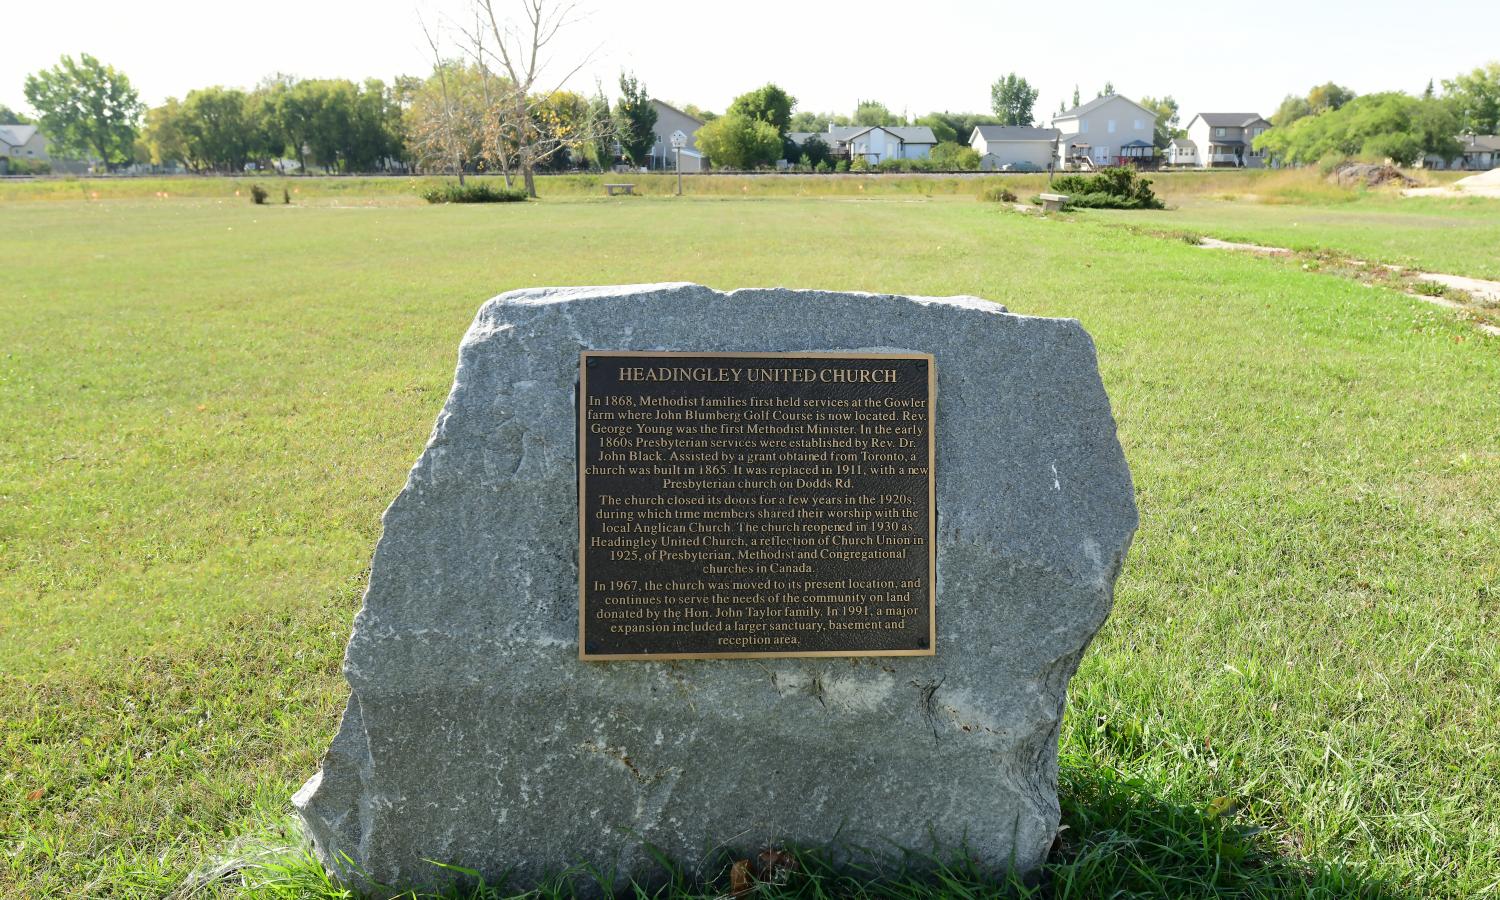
1,195,1498,898
1088,193,1500,281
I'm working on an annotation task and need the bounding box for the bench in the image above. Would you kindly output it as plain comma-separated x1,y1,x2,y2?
1038,192,1070,213
604,183,636,196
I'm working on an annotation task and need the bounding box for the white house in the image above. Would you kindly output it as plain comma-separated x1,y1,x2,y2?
1051,95,1158,170
1183,113,1271,168
788,125,937,164
1167,138,1198,166
0,124,49,172
646,99,708,172
969,125,1059,171
1420,134,1500,170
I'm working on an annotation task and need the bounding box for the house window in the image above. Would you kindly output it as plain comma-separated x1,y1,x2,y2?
1081,120,1089,133
1215,127,1225,137
1134,119,1143,130
1108,119,1116,133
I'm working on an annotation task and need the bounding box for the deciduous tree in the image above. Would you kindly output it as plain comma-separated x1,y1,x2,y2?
852,100,901,127
1138,95,1182,149
693,112,780,169
614,72,657,166
1443,61,1500,134
989,73,1038,126
23,53,143,168
727,83,796,135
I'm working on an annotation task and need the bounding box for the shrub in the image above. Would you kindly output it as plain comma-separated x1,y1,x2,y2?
420,182,529,204
1046,167,1163,210
849,155,870,172
249,183,269,205
2,157,51,175
979,185,1018,203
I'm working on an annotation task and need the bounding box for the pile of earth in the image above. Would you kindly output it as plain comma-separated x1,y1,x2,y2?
1330,163,1418,188
1455,168,1500,189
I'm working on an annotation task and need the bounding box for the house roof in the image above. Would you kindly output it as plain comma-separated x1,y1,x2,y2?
1170,138,1197,148
1190,113,1267,128
828,124,938,145
0,124,38,147
650,99,704,126
1461,134,1500,151
972,125,1060,142
1054,93,1156,121
1121,139,1154,148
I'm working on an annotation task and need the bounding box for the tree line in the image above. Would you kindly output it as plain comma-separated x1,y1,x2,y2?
11,45,1500,178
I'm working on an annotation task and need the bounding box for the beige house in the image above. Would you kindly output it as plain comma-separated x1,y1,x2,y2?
1051,94,1158,170
0,124,49,172
1420,134,1500,170
1183,113,1270,168
646,99,708,172
969,125,1059,171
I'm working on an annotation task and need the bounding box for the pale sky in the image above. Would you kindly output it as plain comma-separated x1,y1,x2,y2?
4,0,1496,125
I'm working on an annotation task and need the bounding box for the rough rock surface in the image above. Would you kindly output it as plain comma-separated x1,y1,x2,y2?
294,283,1137,893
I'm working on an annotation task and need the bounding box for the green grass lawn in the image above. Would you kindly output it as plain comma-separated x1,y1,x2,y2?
1089,193,1500,281
2,195,1498,898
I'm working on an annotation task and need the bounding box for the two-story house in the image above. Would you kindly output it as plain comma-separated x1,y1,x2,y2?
1051,95,1158,170
969,125,1060,171
1182,113,1271,168
787,125,937,164
646,99,708,172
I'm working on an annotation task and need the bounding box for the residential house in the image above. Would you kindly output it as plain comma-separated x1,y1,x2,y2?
1167,137,1198,166
1183,113,1271,168
646,99,708,172
969,125,1059,171
1420,134,1500,170
788,125,938,164
0,124,49,173
1051,94,1158,170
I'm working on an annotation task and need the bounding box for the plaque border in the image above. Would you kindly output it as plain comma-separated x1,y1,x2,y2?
577,350,937,662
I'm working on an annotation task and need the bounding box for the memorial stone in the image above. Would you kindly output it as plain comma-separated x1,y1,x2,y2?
294,283,1137,893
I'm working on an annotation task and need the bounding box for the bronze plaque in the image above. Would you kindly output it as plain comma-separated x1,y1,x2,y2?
578,351,936,660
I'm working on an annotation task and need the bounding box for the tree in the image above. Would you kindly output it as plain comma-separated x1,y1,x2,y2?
140,98,191,169
914,113,956,144
727,83,796,135
694,112,780,169
930,141,980,170
1271,94,1312,127
404,59,487,182
468,0,602,196
0,105,31,125
1443,61,1500,134
797,132,831,167
615,72,657,166
916,110,1002,145
1254,92,1459,167
1098,81,1115,98
1307,82,1356,114
23,54,143,168
989,73,1038,126
176,86,264,172
682,103,718,122
1071,85,1080,108
789,110,846,133
852,100,901,126
585,88,614,170
1138,95,1182,150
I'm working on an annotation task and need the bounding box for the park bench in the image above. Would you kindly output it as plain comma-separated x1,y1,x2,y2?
604,183,636,196
1038,192,1070,213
